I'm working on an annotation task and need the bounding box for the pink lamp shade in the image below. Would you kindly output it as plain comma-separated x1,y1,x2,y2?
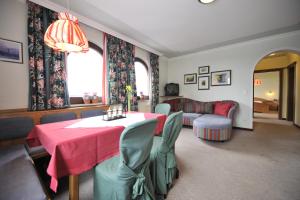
44,12,89,52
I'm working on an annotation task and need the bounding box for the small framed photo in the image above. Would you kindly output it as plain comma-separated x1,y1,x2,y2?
198,66,209,75
211,70,231,86
198,76,210,90
0,38,23,64
184,73,197,84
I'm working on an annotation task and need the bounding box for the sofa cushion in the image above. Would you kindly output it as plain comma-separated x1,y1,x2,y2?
183,102,195,113
0,117,34,140
163,98,182,112
40,112,77,124
183,113,202,126
163,98,193,112
0,145,47,200
80,109,106,118
194,102,214,114
214,102,233,117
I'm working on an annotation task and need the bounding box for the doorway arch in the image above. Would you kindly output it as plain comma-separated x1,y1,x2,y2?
252,50,300,127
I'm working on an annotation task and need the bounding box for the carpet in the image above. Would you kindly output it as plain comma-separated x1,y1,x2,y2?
51,122,300,200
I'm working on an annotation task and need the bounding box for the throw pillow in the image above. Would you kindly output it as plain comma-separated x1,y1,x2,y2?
194,102,214,114
204,102,214,114
183,102,195,113
164,99,181,111
194,102,203,113
214,102,233,117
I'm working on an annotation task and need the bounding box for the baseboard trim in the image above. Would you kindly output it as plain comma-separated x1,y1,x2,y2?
294,123,300,129
281,118,287,120
233,126,253,131
183,125,253,131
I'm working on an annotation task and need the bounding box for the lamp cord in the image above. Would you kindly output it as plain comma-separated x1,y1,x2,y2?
67,0,70,12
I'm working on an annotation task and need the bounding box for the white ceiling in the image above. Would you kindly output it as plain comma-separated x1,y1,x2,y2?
51,0,300,57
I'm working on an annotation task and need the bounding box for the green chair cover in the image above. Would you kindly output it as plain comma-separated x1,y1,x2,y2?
154,104,171,116
94,119,158,200
149,111,183,197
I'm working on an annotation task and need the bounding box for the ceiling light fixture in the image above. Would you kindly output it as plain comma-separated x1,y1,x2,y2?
44,0,88,52
198,0,216,4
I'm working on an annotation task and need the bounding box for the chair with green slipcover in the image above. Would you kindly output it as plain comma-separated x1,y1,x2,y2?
94,119,158,200
155,103,171,116
150,111,183,198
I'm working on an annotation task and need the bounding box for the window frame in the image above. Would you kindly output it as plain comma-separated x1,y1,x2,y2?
68,41,103,105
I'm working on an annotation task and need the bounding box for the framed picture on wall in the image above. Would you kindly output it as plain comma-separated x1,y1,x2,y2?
198,76,210,90
0,38,23,64
198,66,210,75
184,73,197,84
211,70,231,86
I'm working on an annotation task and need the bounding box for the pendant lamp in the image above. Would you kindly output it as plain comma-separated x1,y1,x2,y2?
44,12,89,52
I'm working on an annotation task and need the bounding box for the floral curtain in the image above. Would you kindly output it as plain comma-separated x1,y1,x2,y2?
106,34,138,111
150,53,159,112
28,2,69,111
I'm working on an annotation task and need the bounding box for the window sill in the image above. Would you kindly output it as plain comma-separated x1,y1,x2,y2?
138,99,150,102
70,103,105,108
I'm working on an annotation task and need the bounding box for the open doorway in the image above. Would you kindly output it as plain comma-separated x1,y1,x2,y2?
253,51,300,125
254,70,280,119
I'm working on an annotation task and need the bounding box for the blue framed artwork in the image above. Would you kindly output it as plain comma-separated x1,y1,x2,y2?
0,38,23,64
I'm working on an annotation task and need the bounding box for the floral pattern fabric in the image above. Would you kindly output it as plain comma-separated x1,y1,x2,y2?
106,34,138,111
150,53,159,112
28,2,69,111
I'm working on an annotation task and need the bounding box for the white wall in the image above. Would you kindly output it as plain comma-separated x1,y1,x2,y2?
1,0,299,127
254,72,279,101
0,0,28,109
0,0,168,111
168,30,300,129
80,23,103,49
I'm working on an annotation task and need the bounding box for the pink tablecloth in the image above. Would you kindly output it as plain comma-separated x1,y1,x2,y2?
27,112,166,192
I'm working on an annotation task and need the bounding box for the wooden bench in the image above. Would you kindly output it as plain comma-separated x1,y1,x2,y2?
0,105,109,148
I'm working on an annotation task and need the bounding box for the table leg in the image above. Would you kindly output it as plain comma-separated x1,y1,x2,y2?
69,175,79,200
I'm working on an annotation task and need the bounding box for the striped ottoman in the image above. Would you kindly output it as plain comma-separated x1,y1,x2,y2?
193,114,232,141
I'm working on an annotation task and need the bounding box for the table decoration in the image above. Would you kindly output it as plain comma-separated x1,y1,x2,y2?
126,85,133,112
103,105,126,121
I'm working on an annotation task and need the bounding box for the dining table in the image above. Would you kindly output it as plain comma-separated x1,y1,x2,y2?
27,112,167,200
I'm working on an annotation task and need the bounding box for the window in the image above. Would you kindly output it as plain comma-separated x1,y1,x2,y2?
67,42,103,100
134,58,149,98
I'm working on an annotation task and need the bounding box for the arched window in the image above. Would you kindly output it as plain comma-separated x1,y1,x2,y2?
134,58,149,98
67,42,103,102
